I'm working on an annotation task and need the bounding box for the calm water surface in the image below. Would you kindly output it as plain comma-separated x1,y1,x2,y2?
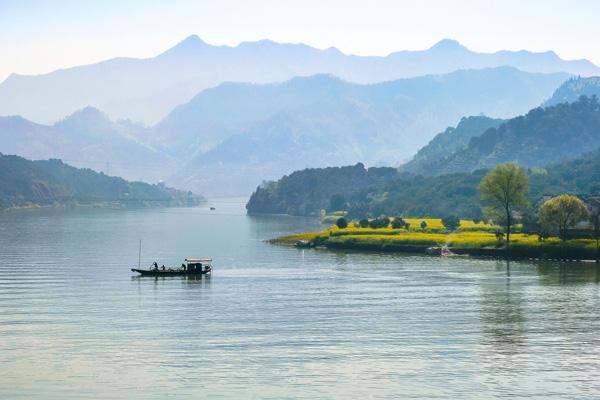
0,199,599,399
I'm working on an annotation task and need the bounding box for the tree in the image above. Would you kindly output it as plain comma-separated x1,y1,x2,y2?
391,217,405,229
420,221,428,231
359,218,369,228
479,163,529,250
336,217,348,229
369,217,390,229
539,195,589,241
441,215,461,231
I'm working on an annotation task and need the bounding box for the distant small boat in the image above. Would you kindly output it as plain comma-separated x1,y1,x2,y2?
131,258,213,276
294,240,314,248
210,207,216,210
441,247,468,257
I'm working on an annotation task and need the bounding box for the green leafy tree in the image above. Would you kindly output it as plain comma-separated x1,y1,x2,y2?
539,195,589,241
391,217,405,229
336,217,348,229
369,217,390,229
420,221,427,231
441,215,461,231
479,163,529,249
359,218,369,228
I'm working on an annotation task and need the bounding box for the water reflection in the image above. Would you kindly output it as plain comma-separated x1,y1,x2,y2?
479,263,526,352
1,206,599,399
535,262,600,285
131,274,213,285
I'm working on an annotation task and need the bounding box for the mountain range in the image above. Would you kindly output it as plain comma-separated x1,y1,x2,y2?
0,107,175,183
1,35,597,124
0,68,574,195
166,69,568,194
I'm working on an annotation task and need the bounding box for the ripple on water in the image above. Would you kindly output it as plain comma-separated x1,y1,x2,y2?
0,205,599,399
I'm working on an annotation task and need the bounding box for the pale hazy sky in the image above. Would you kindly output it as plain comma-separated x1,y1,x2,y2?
1,0,599,82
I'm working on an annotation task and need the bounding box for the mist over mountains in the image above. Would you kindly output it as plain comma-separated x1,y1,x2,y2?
0,67,570,195
0,107,175,183
165,69,568,195
1,35,597,124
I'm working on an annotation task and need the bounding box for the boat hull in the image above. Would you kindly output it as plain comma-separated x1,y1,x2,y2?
131,268,211,276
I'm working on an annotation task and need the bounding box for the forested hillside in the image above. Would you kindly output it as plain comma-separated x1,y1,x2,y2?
415,96,600,175
246,163,398,215
247,148,600,219
400,115,504,174
350,148,600,218
545,76,600,106
0,154,202,210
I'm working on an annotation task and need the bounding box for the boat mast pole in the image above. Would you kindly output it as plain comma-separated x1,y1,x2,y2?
138,239,141,269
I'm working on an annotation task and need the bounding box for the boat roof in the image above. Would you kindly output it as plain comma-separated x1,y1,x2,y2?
185,258,212,263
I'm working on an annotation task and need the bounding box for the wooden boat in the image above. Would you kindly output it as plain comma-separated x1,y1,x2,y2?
131,258,213,276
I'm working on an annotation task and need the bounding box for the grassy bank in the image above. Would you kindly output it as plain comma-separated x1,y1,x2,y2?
272,219,600,261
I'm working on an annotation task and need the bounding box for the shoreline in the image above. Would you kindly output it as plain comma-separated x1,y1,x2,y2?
0,199,205,213
272,226,600,263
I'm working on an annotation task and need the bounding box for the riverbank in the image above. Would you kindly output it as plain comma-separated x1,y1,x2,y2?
0,199,205,213
273,222,600,262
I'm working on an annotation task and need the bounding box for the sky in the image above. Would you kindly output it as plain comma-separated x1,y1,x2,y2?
1,0,599,82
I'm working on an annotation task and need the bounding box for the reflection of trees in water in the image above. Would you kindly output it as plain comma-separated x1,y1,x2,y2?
534,262,599,336
479,261,526,353
535,262,600,286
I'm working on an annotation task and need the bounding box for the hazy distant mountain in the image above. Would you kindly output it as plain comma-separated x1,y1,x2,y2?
165,68,569,195
0,154,202,210
420,96,600,175
544,76,600,106
0,107,177,183
400,116,504,174
0,35,596,124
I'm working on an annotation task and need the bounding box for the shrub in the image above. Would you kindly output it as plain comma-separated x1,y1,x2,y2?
420,221,428,230
369,217,390,229
336,217,348,229
359,218,369,228
442,215,461,231
391,217,405,229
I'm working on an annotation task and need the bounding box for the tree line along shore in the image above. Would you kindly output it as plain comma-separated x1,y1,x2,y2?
272,164,600,262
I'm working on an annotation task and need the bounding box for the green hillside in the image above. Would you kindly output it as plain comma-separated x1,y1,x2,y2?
0,154,203,210
421,96,600,175
247,148,600,219
400,115,504,174
545,76,600,106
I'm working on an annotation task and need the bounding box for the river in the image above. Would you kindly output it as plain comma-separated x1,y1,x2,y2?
0,199,599,399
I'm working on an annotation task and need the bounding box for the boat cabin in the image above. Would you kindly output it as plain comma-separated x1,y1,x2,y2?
185,258,212,273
